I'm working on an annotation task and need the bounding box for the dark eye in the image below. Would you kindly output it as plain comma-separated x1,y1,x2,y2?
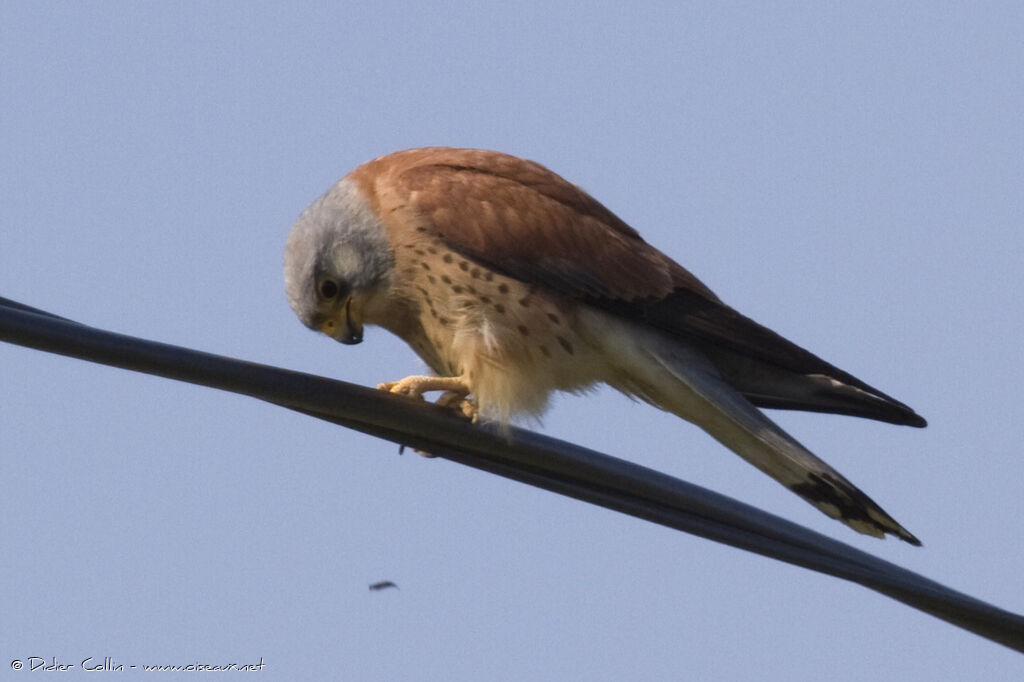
318,279,341,300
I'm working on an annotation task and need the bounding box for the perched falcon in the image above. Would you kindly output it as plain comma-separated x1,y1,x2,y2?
284,147,926,544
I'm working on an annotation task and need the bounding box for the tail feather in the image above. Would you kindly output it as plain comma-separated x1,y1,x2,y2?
621,331,920,544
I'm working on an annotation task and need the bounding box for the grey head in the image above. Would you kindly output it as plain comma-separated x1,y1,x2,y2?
283,178,394,344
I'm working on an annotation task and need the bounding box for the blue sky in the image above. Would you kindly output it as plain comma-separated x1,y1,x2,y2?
2,2,1022,679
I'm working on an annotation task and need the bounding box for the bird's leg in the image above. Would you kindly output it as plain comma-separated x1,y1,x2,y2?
377,374,471,402
379,374,476,420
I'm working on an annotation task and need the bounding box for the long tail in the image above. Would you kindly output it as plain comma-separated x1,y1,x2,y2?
618,330,920,544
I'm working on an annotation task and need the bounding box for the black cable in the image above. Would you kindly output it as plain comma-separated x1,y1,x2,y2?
1,296,1022,652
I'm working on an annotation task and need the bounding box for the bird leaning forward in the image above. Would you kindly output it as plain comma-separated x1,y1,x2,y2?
283,147,927,545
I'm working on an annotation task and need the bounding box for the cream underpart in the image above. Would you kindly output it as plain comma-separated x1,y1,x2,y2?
373,225,613,420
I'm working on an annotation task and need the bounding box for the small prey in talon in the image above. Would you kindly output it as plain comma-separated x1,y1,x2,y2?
284,147,927,544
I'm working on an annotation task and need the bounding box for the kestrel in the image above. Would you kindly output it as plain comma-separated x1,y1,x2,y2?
284,147,926,544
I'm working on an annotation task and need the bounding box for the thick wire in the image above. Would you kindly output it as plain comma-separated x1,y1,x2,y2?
1,296,1021,652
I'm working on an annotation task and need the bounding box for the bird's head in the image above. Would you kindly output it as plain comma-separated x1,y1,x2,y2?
284,178,394,345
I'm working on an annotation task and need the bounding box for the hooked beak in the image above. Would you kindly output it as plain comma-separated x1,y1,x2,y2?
320,298,363,345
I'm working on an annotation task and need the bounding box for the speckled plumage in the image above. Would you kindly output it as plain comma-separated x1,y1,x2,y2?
379,225,601,418
284,147,926,544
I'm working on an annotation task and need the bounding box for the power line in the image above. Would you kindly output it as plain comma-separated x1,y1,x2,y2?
1,296,1022,652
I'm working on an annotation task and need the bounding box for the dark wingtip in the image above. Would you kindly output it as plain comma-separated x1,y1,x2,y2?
868,395,926,428
877,401,926,428
899,529,923,547
906,413,927,428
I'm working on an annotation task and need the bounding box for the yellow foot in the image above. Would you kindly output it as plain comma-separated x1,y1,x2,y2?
377,375,471,401
437,390,479,423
